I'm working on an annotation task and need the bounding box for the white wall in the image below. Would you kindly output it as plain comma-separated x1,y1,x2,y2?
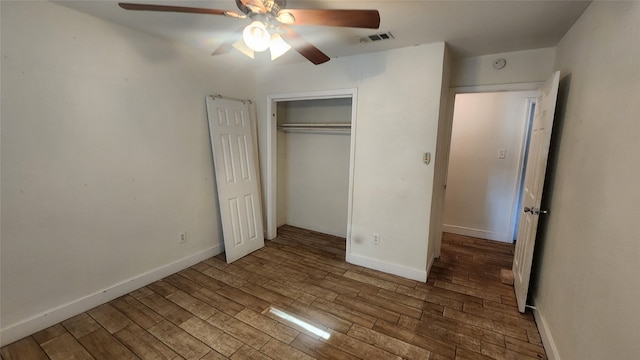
257,43,447,281
277,99,352,237
279,132,351,237
279,98,352,125
452,47,555,87
0,1,254,345
532,2,640,359
443,91,536,242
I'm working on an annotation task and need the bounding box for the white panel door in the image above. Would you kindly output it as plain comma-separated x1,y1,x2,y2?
513,71,560,312
206,96,264,263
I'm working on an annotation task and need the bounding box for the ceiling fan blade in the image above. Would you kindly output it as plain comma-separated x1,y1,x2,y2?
280,26,330,65
278,9,380,29
211,39,234,56
118,3,242,18
211,27,245,56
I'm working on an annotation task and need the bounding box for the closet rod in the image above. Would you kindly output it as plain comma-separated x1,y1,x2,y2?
277,123,351,134
278,123,351,128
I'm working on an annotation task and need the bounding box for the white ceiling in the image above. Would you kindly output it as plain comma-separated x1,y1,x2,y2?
55,0,591,64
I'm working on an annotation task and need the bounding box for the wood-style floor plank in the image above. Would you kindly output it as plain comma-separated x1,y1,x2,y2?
109,295,164,330
229,344,273,360
0,337,49,360
260,338,315,360
86,303,132,334
31,325,67,345
179,316,244,357
206,312,271,350
373,318,457,358
39,333,94,360
347,324,431,360
291,333,360,360
113,323,179,360
77,328,138,360
61,314,101,339
284,301,354,334
324,330,401,360
1,227,546,360
399,315,482,353
166,290,219,320
137,292,193,326
147,319,210,359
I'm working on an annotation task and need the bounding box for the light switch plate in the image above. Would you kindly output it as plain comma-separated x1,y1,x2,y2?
423,152,431,165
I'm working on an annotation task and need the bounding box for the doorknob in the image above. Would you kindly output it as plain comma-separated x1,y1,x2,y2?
524,207,549,215
533,208,549,215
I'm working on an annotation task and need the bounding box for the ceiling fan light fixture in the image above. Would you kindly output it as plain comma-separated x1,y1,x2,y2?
242,20,270,52
232,38,255,59
269,33,291,60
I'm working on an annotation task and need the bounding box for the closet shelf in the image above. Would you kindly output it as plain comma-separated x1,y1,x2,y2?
277,123,351,133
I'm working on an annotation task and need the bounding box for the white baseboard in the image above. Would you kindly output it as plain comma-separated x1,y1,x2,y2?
426,252,436,279
0,244,223,347
346,253,427,282
284,221,347,239
442,224,512,243
532,303,561,360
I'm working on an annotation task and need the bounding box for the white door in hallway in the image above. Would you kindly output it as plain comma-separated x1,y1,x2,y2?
206,96,264,263
513,71,560,313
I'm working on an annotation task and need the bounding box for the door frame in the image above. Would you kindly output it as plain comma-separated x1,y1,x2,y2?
512,98,537,241
435,82,541,257
265,88,358,252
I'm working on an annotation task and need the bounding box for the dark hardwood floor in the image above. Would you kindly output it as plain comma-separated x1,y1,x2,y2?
1,226,546,359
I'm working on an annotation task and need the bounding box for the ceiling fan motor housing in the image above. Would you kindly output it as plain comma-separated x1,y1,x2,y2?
236,0,284,18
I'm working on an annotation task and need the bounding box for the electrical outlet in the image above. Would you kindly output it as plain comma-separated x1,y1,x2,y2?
373,233,380,245
179,232,187,244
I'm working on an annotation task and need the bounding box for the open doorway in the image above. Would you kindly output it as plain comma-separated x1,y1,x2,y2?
443,89,537,243
436,73,561,314
265,89,358,256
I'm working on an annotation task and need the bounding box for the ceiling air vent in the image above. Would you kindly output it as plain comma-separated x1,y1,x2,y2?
360,31,394,43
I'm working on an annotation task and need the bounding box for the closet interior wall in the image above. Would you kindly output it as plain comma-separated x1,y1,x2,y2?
276,98,352,238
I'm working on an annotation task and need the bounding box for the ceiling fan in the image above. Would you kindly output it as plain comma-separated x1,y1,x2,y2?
118,0,381,65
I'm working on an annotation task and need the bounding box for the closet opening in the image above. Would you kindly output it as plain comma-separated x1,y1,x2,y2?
265,89,357,258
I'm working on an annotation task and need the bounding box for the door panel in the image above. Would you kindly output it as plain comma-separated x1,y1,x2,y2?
206,97,264,263
513,71,560,312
